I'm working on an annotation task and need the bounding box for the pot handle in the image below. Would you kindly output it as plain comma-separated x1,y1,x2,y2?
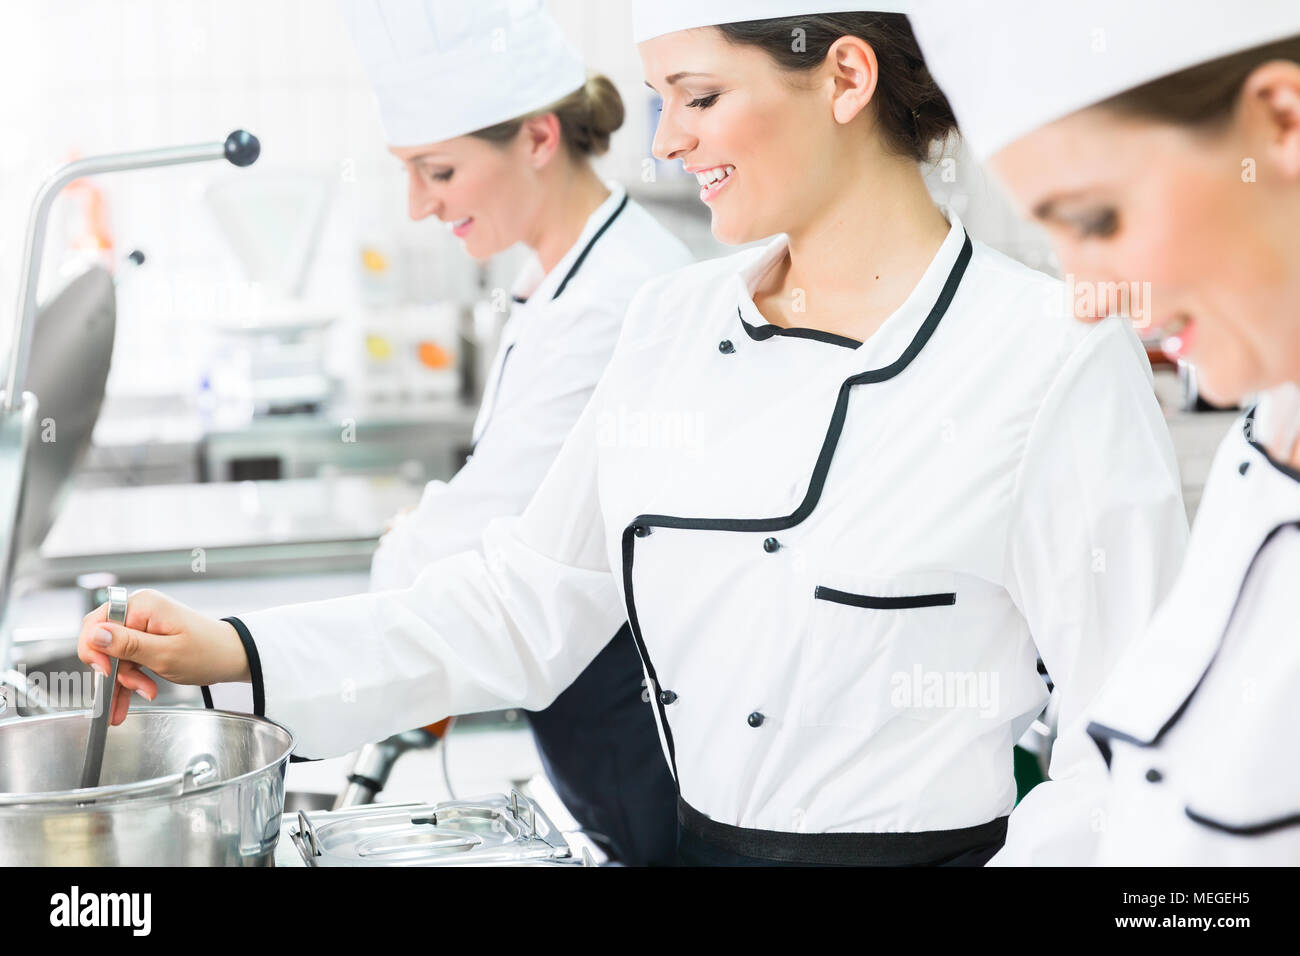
179,753,219,792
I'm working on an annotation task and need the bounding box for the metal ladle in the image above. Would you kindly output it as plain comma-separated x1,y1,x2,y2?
78,585,128,790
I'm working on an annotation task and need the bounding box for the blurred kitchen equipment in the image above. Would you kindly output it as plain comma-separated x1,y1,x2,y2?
209,309,337,416
0,708,293,866
334,718,452,809
13,267,116,568
77,585,127,789
205,172,330,299
289,790,587,867
0,130,260,668
204,172,339,416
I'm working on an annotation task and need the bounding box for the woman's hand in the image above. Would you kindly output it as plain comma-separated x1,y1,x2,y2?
76,588,251,726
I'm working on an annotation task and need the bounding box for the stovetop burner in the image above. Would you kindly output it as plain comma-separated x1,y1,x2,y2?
289,790,589,866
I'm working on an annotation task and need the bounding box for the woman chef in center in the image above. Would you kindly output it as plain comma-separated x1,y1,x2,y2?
82,1,1188,865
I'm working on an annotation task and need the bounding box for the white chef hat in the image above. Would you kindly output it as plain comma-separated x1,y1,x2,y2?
339,0,586,147
909,0,1300,161
633,1,910,44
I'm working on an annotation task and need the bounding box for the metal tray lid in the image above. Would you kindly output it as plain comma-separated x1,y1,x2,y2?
291,790,581,867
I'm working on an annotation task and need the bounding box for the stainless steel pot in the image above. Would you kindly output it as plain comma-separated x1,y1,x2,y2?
0,707,293,866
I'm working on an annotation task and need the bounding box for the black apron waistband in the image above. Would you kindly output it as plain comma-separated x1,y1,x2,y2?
677,798,1008,866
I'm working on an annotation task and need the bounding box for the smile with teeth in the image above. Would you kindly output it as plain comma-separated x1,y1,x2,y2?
695,165,735,201
447,216,474,237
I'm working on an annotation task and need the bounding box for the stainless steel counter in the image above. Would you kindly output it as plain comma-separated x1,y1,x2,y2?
23,474,421,586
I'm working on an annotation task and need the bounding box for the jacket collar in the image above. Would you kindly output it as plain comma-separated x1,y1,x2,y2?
510,181,629,305
1087,410,1300,760
732,206,970,362
1251,382,1300,473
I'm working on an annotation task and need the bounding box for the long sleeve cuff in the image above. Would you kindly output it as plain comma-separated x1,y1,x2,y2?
202,616,319,763
200,616,263,715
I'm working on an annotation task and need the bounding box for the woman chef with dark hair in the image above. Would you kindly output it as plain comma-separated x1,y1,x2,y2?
911,0,1300,864
81,1,1187,866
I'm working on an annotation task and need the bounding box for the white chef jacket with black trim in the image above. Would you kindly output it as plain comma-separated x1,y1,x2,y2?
1087,386,1300,865
212,209,1188,861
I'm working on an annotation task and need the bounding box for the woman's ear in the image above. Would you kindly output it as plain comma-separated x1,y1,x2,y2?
1239,60,1300,180
825,34,879,126
520,112,564,170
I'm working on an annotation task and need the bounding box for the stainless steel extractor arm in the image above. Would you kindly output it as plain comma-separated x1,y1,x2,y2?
3,129,260,414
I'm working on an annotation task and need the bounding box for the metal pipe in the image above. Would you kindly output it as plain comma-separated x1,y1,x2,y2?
4,130,259,413
333,725,445,810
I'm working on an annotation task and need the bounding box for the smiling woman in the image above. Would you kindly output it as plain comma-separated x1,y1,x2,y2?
387,74,625,267
910,0,1300,867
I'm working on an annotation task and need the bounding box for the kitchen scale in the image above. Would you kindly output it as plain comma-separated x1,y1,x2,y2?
287,791,592,867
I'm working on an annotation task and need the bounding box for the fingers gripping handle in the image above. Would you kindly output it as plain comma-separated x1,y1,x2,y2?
79,586,128,790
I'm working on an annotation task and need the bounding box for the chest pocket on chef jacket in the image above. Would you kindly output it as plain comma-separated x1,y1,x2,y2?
798,570,957,730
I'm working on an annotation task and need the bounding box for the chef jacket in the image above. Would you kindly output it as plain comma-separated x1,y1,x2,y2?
1086,385,1300,865
370,181,693,587
213,208,1188,861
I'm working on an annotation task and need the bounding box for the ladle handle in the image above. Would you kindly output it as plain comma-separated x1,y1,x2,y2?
78,586,128,790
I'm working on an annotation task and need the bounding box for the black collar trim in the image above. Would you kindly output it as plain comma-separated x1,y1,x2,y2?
631,232,971,536
551,192,630,301
738,311,862,349
1087,518,1300,767
1244,405,1300,485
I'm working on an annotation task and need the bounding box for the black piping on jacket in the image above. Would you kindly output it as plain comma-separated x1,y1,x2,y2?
620,233,974,789
1184,806,1300,837
551,192,629,301
1244,403,1300,486
1086,515,1300,833
473,192,630,450
1087,509,1300,765
738,310,863,349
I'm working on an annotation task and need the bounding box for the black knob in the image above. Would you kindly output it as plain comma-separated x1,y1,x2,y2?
747,711,765,728
1238,461,1250,475
1145,768,1163,783
659,690,678,705
762,537,780,553
127,249,145,266
224,129,260,167
633,524,652,538
718,339,735,354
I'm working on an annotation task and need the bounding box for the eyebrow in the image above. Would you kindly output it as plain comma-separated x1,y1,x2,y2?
644,71,720,92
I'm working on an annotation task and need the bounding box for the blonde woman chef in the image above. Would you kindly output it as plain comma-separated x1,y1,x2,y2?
81,1,1187,866
220,0,691,865
911,0,1300,865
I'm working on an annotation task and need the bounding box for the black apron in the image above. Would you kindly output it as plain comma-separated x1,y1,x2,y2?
526,623,678,866
675,798,1007,867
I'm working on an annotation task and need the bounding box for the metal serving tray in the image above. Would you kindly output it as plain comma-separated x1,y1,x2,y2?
288,790,588,867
